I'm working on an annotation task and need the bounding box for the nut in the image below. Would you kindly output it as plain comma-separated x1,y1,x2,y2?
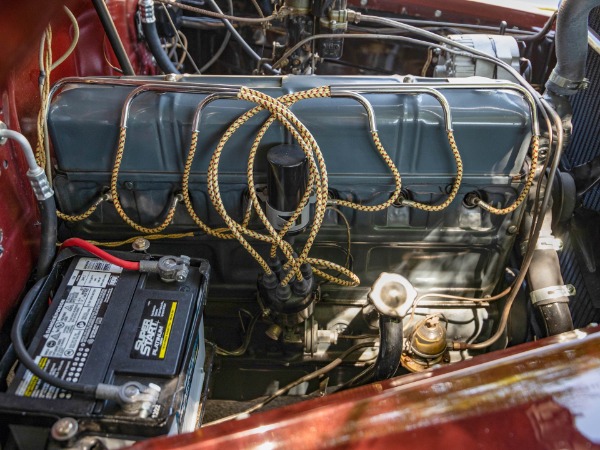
51,417,78,442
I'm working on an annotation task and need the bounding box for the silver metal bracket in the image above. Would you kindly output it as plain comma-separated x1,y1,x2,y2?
530,284,575,306
138,0,155,23
27,166,54,201
521,236,563,255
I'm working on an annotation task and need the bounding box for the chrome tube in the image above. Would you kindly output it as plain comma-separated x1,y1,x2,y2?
330,81,538,136
120,84,239,128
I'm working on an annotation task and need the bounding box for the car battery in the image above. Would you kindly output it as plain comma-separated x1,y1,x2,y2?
0,249,211,446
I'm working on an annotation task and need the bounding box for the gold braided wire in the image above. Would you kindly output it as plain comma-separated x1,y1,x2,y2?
206,106,275,274
244,89,328,262
85,232,195,248
183,85,406,287
400,130,463,211
475,135,540,215
57,207,100,222
246,114,314,278
183,88,333,280
181,108,281,245
205,88,333,275
333,130,402,212
110,127,179,233
184,111,283,247
236,88,331,286
181,130,234,239
233,86,405,288
36,25,52,169
307,258,360,286
56,194,110,222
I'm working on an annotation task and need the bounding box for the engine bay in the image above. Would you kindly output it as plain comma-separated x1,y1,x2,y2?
1,0,600,448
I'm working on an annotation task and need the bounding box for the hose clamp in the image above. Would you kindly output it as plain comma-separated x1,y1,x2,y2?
520,236,563,255
548,70,590,92
530,284,575,306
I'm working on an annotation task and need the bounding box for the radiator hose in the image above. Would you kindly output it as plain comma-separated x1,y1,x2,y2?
546,0,600,95
524,207,574,335
373,316,403,381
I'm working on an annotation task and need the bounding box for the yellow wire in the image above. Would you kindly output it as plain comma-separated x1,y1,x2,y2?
74,232,196,248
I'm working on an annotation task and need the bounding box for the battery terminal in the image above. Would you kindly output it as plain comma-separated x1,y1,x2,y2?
139,255,191,282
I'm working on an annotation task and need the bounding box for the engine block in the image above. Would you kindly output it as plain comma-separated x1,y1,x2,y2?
49,75,532,299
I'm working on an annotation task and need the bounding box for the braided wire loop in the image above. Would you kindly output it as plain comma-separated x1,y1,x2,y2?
110,127,179,234
475,135,540,215
401,130,463,211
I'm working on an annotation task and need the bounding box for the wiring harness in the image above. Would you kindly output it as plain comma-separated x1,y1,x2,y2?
46,82,539,290
33,4,542,291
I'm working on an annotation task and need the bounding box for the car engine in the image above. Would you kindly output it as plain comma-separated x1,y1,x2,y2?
1,0,600,448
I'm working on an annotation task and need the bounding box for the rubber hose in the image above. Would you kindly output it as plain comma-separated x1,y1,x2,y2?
538,302,574,336
525,206,574,336
205,0,278,74
373,315,403,381
36,198,57,279
11,277,97,396
142,19,181,74
91,0,135,75
546,0,600,95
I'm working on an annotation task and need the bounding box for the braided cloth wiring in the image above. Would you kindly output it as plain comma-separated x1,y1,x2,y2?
475,135,540,215
50,84,539,285
110,127,180,234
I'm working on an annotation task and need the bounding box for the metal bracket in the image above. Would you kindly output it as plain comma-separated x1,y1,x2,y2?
521,236,563,255
530,284,575,306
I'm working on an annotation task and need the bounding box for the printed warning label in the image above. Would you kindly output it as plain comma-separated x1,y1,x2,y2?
75,257,123,274
131,299,177,360
14,259,121,399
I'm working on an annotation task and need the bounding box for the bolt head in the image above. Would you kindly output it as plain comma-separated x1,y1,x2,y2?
51,417,78,441
163,258,176,268
507,225,518,235
132,237,150,252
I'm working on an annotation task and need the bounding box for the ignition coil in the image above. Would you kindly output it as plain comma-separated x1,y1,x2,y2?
266,143,312,234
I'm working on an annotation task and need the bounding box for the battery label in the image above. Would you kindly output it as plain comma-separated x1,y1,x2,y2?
131,299,177,360
14,261,121,399
75,257,123,274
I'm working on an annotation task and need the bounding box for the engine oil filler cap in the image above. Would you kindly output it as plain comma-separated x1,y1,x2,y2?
368,273,417,318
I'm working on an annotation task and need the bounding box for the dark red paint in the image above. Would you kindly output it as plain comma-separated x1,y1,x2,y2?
0,0,149,328
132,328,600,450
